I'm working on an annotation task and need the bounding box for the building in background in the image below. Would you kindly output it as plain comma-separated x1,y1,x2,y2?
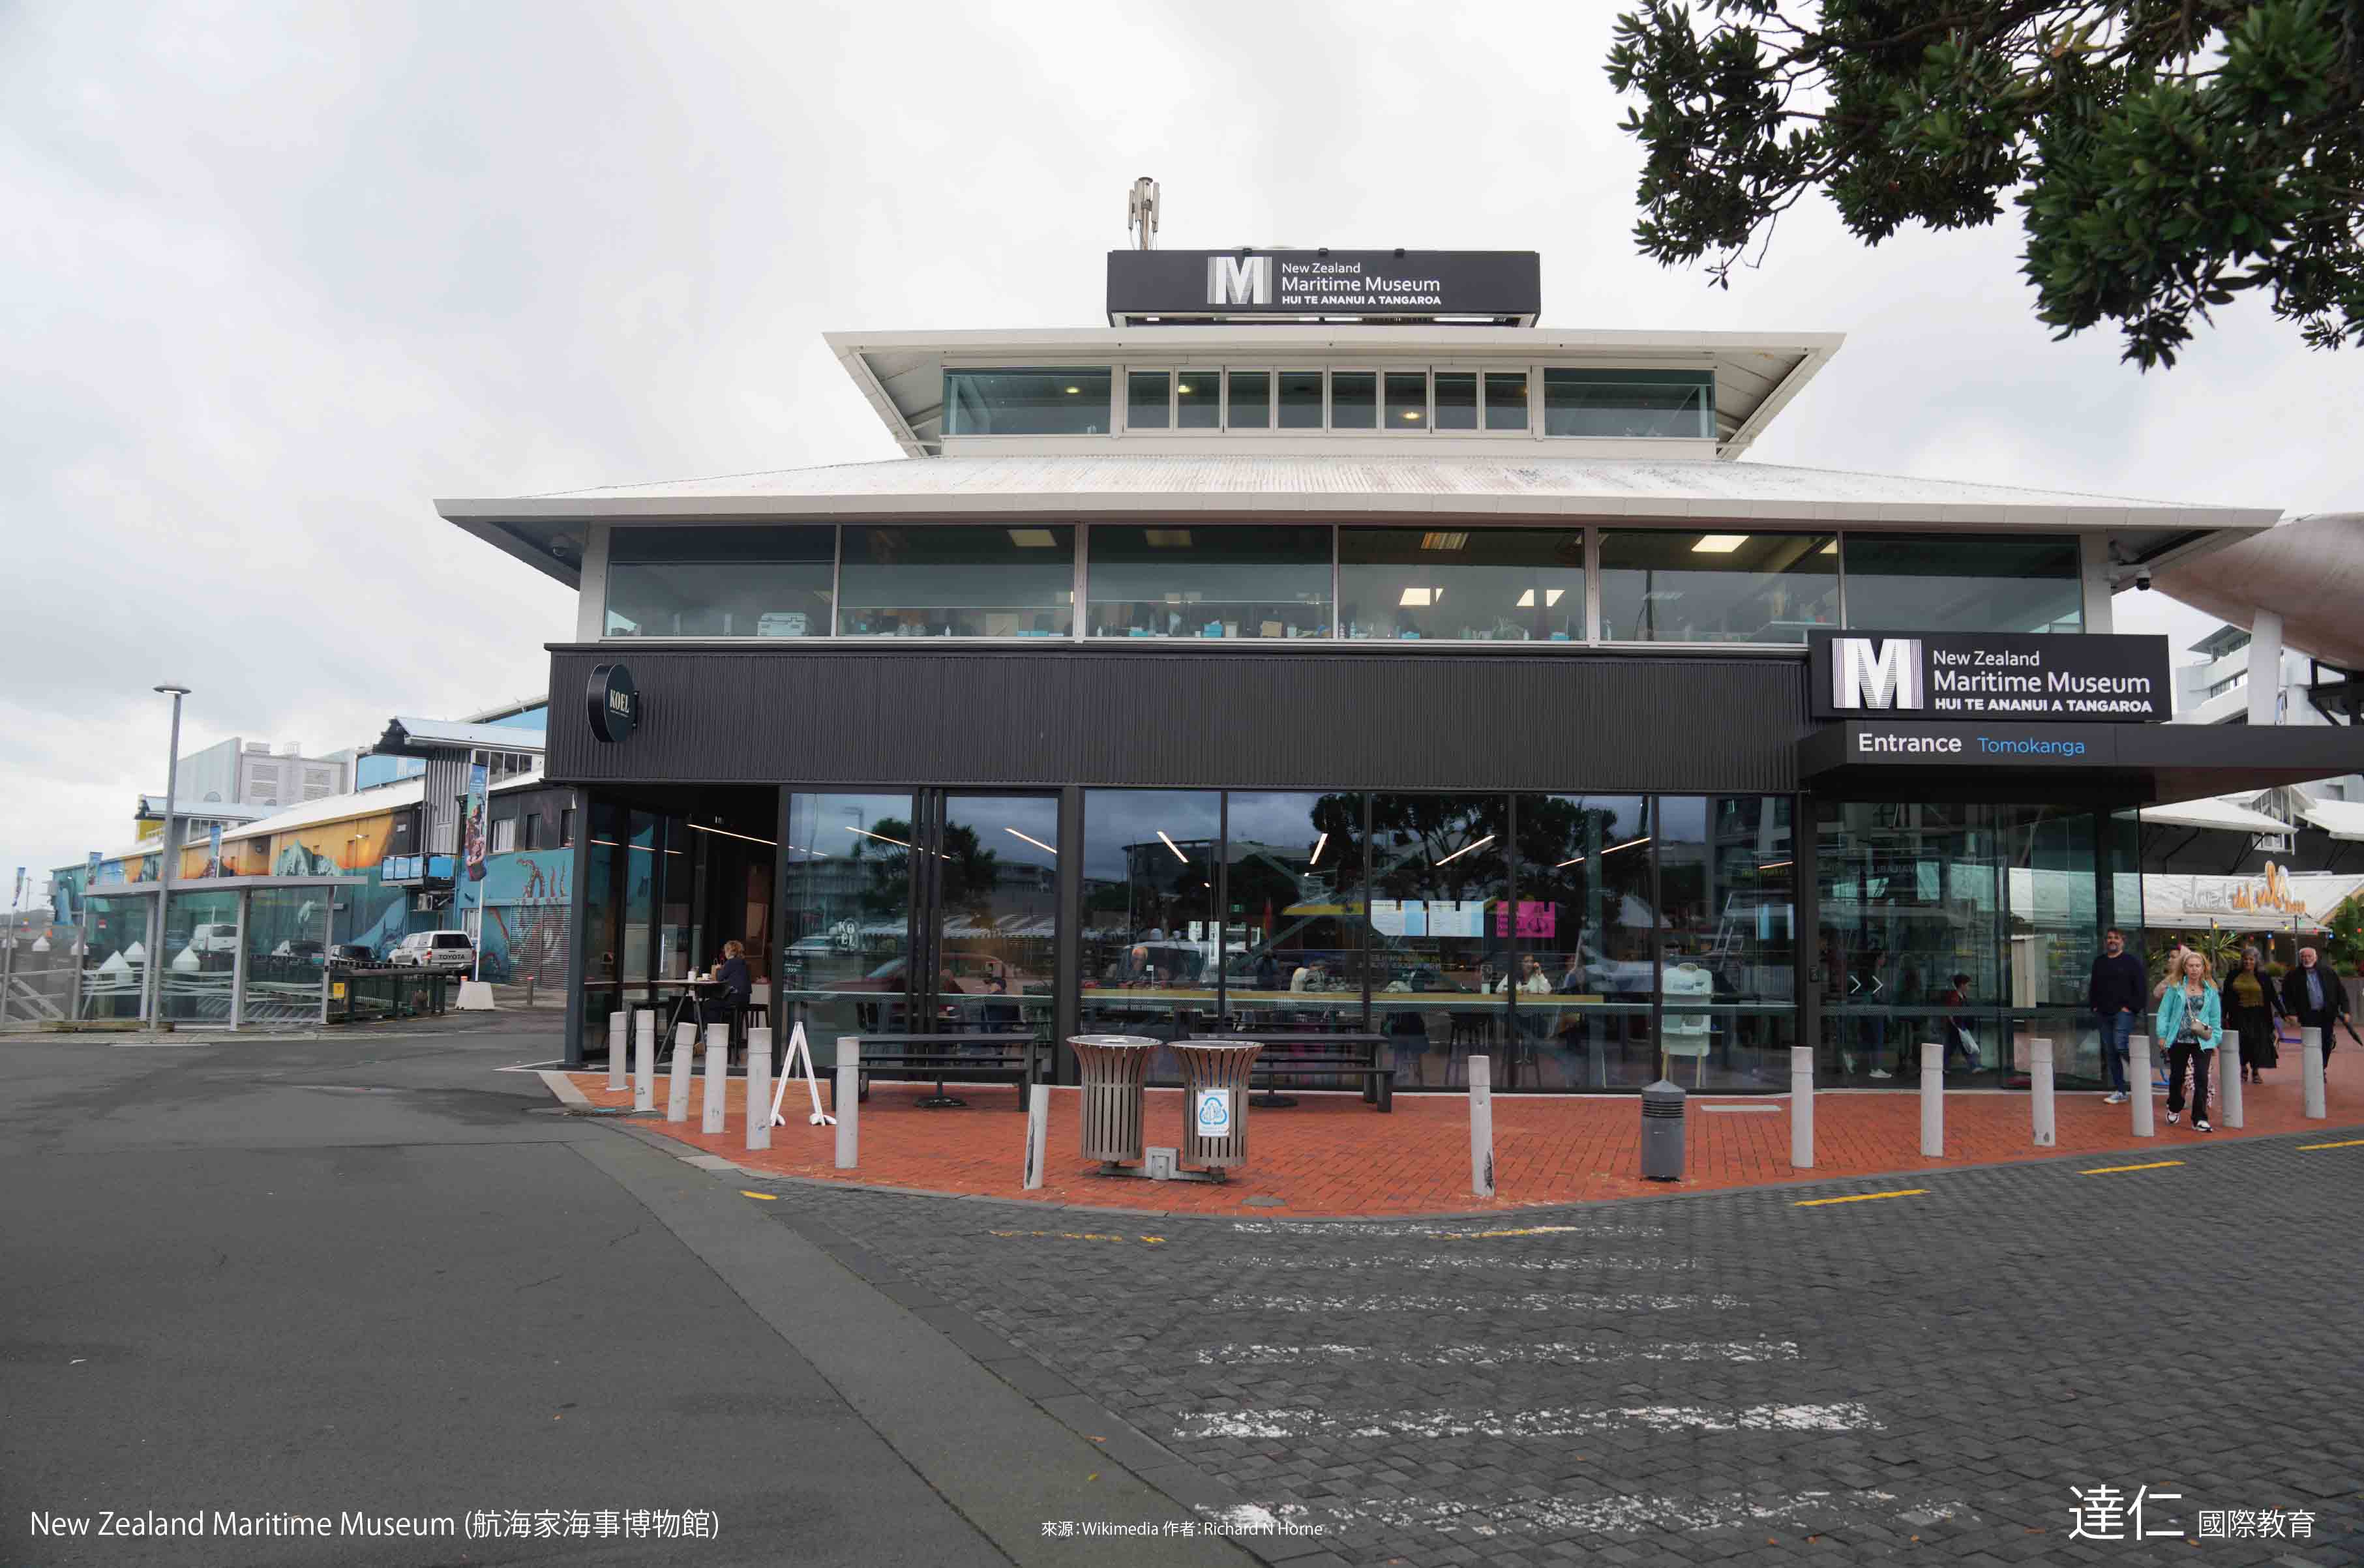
354,696,546,788
170,737,353,809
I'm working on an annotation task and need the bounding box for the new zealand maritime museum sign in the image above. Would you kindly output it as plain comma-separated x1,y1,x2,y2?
1809,630,2171,724
1106,250,1541,321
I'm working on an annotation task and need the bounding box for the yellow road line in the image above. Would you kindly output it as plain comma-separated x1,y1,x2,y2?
740,1190,779,1200
2078,1161,2185,1175
1793,1189,1927,1207
2298,1138,2364,1151
989,1229,1166,1245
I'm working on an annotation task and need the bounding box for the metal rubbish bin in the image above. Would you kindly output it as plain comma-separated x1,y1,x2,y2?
1640,1078,1686,1181
1069,1034,1158,1170
1173,1039,1264,1175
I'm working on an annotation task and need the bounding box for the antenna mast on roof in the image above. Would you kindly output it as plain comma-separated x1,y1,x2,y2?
1128,177,1160,250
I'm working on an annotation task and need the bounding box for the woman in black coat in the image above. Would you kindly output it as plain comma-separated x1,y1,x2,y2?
2223,948,2278,1084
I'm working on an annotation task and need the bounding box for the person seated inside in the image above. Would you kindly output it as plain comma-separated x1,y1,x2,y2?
708,939,753,1056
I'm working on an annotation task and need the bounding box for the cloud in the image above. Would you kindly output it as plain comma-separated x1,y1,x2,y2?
5,0,2357,891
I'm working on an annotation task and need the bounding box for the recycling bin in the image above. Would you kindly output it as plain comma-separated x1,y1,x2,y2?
1640,1078,1686,1181
1069,1034,1158,1170
1173,1039,1264,1175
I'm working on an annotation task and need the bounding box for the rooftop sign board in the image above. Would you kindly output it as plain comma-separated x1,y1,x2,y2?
1107,250,1540,325
1808,630,2171,724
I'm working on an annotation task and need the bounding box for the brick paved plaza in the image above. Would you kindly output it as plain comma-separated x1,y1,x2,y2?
567,1046,2362,1216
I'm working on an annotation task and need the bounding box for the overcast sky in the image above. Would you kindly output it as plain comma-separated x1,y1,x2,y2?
6,1,2359,896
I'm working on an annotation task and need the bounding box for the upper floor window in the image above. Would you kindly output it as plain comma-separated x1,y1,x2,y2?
1598,529,1836,644
605,525,833,639
1339,528,1585,642
1086,525,1332,639
943,368,1111,436
1543,369,1714,439
838,524,1075,638
1842,533,2082,634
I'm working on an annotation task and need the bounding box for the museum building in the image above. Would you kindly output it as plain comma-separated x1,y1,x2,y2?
436,246,2361,1093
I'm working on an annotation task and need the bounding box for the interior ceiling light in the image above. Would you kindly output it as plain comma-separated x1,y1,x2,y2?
686,821,777,848
1399,587,1437,607
1145,529,1193,548
1064,385,1081,394
1157,830,1190,863
1004,827,1057,857
1691,535,1748,554
1007,528,1057,548
1176,383,1193,394
1603,835,1652,855
1436,833,1495,866
1419,532,1469,551
1401,409,1423,421
1308,831,1328,866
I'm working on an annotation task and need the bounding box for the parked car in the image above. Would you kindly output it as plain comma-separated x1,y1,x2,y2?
190,922,240,956
270,939,327,966
327,943,377,969
389,931,475,971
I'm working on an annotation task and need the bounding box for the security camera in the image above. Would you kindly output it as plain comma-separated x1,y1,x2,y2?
2135,567,2153,592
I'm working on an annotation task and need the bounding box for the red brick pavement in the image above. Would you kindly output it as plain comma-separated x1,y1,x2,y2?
563,1050,2364,1217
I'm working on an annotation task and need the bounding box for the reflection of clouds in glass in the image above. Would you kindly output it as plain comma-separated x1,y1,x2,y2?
1221,792,1334,857
1082,790,1218,881
944,794,1060,870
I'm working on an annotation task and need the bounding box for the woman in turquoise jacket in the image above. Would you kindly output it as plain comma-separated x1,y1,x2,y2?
2154,949,2222,1131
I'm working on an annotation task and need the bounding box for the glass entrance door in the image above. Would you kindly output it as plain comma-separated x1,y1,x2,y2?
917,793,1061,1039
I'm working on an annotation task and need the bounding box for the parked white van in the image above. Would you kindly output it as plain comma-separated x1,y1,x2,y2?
389,931,475,971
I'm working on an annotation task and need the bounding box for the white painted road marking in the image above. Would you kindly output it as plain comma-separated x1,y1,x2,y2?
1178,1402,1880,1441
1225,1252,1696,1273
1229,1220,1663,1239
1191,1340,1801,1367
1205,1290,1746,1314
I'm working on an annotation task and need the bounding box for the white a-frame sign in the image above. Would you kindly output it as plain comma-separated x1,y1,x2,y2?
767,1020,836,1129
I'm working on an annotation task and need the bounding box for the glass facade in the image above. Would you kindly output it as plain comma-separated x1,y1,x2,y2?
1842,533,2084,633
1598,530,1838,644
1226,370,1270,428
160,887,239,1024
1814,801,2138,1089
1085,525,1332,638
243,887,327,1024
1338,527,1584,642
1080,789,1221,1080
935,794,1060,1033
943,368,1111,435
837,525,1075,637
81,893,153,1022
781,792,917,1068
1543,369,1715,439
605,525,833,639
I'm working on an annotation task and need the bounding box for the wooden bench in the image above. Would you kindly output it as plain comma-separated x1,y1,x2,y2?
1186,1031,1394,1111
840,1031,1047,1109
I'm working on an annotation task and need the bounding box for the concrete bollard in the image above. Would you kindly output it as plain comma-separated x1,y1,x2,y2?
702,1024,728,1134
608,1011,627,1093
1790,1045,1814,1170
2217,1029,2243,1129
1920,1041,1944,1157
1468,1054,1495,1198
2129,1035,2154,1136
633,1011,656,1112
1023,1082,1049,1190
834,1037,860,1169
746,1026,772,1150
667,1023,696,1123
2028,1038,2055,1147
2303,1026,2326,1119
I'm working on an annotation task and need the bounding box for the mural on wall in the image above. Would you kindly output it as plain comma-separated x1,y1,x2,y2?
481,850,571,983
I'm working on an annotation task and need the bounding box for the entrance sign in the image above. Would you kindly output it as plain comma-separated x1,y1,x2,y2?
767,1020,837,1129
586,662,639,743
1809,630,2170,723
1108,250,1540,323
1193,1086,1234,1138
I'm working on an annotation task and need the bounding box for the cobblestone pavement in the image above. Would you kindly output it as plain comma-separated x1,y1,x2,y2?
753,1132,2364,1567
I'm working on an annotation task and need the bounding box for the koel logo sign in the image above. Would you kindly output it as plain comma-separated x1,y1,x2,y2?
1206,254,1272,306
1832,637,1923,711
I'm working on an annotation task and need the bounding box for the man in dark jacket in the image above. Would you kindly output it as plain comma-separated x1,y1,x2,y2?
2277,945,2358,1067
2087,927,2147,1102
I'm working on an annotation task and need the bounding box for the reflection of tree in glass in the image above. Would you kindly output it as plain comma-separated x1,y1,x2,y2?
855,818,1000,923
1369,795,1508,899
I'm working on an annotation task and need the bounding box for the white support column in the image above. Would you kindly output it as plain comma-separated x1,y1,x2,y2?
633,1011,655,1112
1023,1083,1049,1190
745,1027,772,1151
1789,1046,1814,1170
607,1011,627,1093
1919,1041,1944,1157
666,1022,695,1123
2129,1035,2154,1136
702,1024,728,1134
228,888,248,1029
2249,610,2284,727
2217,1031,2244,1129
834,1038,860,1169
2029,1039,2056,1147
2302,1026,2327,1119
1467,1054,1495,1198
2078,531,2115,634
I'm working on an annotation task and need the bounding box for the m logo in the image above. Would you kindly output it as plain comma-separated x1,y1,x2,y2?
1832,637,1923,710
1206,254,1273,306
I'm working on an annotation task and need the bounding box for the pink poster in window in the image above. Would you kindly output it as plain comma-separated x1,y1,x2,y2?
1494,901,1557,939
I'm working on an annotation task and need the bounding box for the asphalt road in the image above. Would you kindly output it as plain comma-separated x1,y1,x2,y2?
0,1028,1251,1568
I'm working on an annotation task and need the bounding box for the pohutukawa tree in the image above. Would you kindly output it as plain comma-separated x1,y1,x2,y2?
1606,0,2364,367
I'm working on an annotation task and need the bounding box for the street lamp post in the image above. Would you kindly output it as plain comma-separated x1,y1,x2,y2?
151,684,190,1025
